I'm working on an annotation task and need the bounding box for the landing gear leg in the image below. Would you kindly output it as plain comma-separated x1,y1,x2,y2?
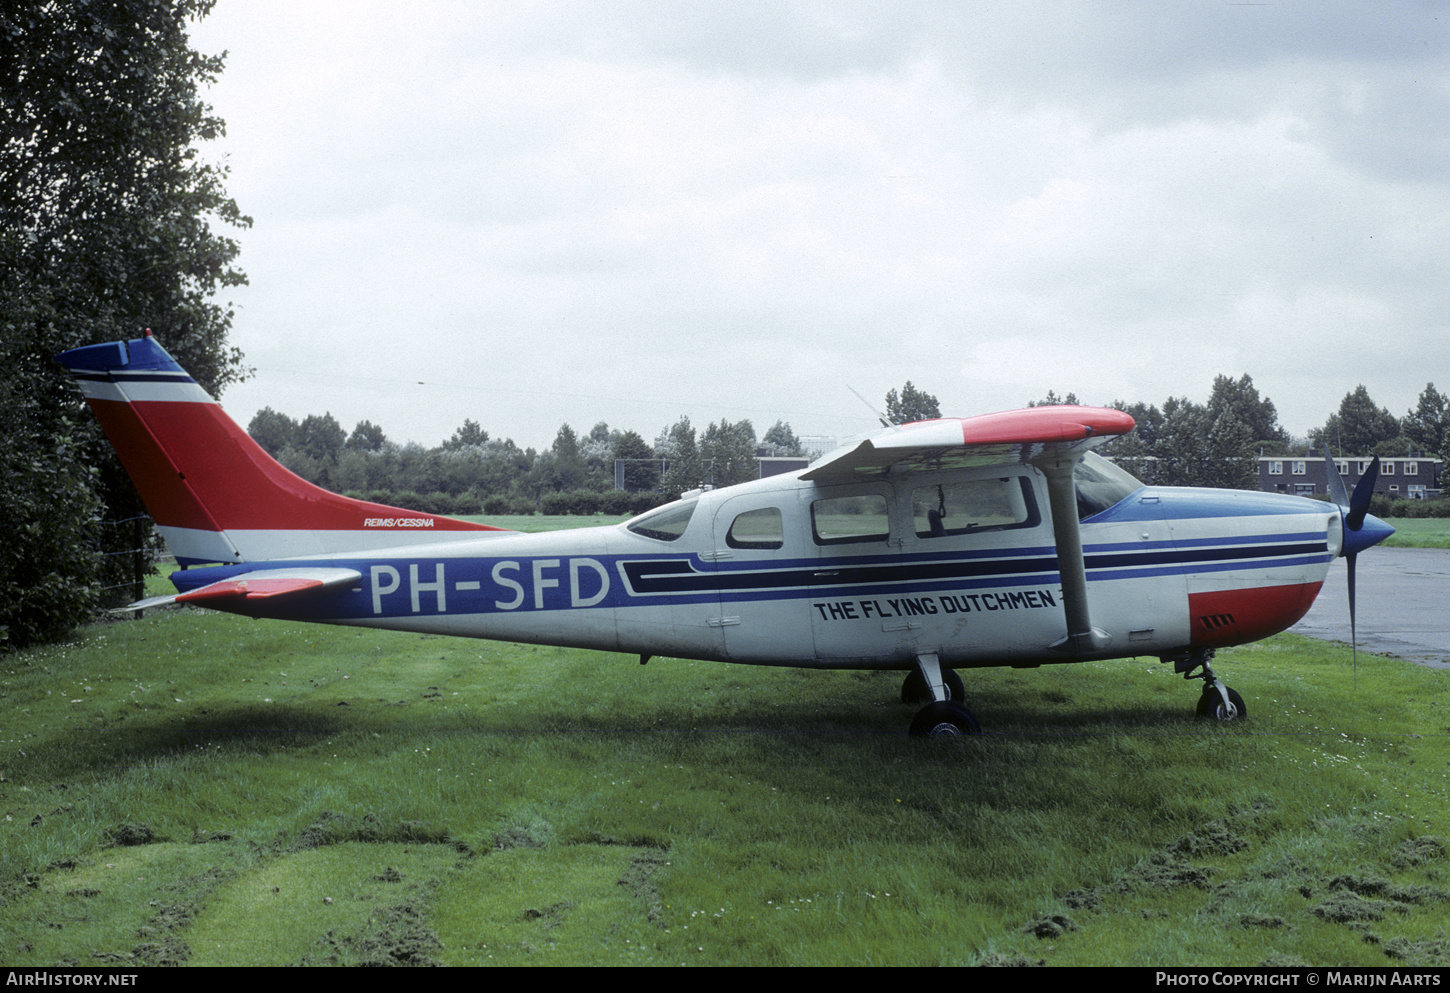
906,653,980,736
1164,647,1247,721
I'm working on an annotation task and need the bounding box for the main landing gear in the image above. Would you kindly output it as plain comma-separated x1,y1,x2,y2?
1164,647,1247,721
903,654,981,736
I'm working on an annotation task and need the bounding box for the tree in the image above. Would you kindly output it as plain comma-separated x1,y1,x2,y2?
1315,386,1401,456
656,417,703,497
297,413,345,463
1206,374,1288,450
346,419,388,453
248,407,299,457
700,419,758,487
1,1,248,648
612,430,658,492
1403,383,1448,459
761,420,806,457
1028,389,1080,407
442,418,488,451
884,382,940,424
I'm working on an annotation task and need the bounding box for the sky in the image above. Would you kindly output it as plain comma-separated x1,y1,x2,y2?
185,1,1450,453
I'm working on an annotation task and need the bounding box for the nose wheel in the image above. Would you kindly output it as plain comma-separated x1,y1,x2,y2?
1196,684,1247,720
1164,647,1247,721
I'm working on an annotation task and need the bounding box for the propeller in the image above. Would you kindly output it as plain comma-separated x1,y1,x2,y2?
1322,452,1396,677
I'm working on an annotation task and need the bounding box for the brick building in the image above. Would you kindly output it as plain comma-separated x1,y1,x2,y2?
1258,454,1443,500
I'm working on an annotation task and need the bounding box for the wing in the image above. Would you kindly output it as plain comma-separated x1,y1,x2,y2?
802,406,1137,481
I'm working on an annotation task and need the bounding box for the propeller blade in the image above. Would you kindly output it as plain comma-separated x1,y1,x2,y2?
1347,550,1358,682
1346,456,1380,531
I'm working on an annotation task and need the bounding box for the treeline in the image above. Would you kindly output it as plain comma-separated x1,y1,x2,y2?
257,374,1449,520
247,408,810,517
1038,376,1450,492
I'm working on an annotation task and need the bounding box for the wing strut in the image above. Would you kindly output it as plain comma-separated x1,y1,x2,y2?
1032,450,1110,656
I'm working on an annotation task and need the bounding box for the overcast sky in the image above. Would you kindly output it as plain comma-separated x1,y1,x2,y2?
186,1,1449,453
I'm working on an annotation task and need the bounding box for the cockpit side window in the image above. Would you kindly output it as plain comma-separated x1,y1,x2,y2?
627,499,698,541
911,477,1039,538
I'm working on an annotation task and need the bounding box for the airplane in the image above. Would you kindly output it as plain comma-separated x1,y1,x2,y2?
56,332,1396,736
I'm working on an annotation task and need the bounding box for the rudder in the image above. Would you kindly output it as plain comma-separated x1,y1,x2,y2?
56,333,503,564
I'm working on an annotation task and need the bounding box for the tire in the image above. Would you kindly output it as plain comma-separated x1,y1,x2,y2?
909,700,982,737
1196,686,1247,721
901,667,965,704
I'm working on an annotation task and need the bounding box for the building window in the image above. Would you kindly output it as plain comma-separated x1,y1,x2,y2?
1268,460,1283,475
1292,461,1306,475
1405,461,1418,475
1383,462,1395,475
1335,461,1348,476
1359,460,1372,474
1295,483,1316,496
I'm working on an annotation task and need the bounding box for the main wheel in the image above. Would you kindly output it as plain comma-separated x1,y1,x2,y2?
909,700,982,737
1196,686,1247,721
901,667,965,704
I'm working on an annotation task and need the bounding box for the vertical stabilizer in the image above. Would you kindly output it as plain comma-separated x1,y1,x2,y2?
56,335,503,564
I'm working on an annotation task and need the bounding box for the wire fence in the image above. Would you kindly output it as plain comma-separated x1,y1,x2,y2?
93,514,154,608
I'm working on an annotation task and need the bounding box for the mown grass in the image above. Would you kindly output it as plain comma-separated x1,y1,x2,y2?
1381,518,1450,549
1,606,1446,967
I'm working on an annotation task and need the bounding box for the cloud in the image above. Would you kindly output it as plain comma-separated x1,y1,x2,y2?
191,2,1450,450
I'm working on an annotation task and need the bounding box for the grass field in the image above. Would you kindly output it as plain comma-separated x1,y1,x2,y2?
2,594,1447,966
1381,518,1450,549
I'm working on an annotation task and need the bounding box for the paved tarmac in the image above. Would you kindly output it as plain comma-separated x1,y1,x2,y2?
1290,547,1450,670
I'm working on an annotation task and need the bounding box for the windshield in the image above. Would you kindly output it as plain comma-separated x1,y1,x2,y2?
1074,452,1144,519
626,499,698,541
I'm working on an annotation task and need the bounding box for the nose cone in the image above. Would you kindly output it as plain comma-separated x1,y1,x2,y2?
1343,512,1395,558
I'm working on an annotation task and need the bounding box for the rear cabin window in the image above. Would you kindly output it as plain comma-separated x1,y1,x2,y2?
812,494,890,545
726,507,784,549
912,477,1038,538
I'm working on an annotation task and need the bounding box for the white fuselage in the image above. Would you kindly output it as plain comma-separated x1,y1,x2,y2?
173,463,1339,671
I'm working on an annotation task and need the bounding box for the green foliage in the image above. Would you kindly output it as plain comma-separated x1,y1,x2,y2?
657,416,704,497
441,418,488,451
700,418,758,488
0,0,246,649
346,419,388,453
884,381,940,425
1028,389,1080,407
1403,384,1448,461
761,419,806,457
1099,376,1277,490
612,430,660,492
1315,386,1402,457
246,407,298,458
0,378,102,648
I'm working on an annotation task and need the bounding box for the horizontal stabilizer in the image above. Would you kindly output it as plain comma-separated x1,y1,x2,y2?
174,568,363,604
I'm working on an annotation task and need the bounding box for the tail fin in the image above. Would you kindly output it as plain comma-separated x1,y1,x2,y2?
56,334,504,565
